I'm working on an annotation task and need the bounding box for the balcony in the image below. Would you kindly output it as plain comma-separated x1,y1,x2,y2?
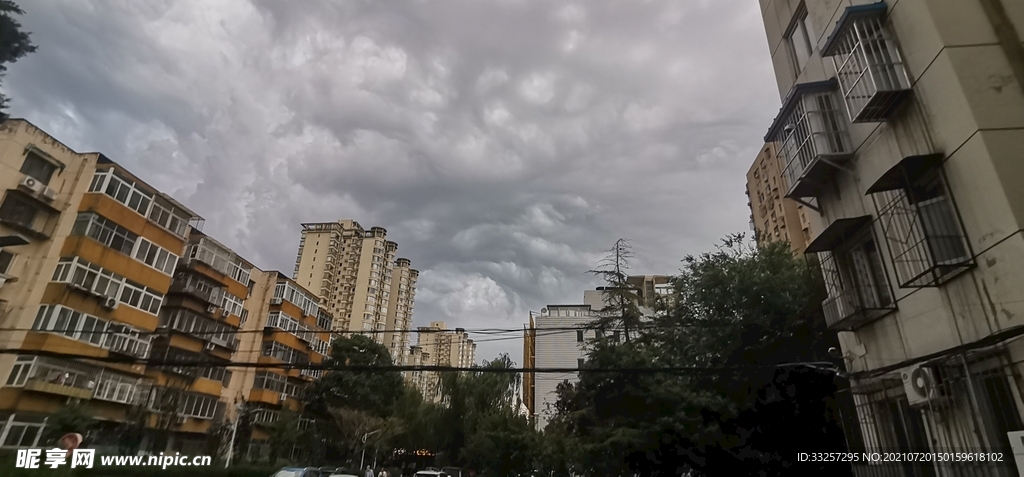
868,154,974,287
764,80,853,205
821,2,911,123
169,277,225,306
807,217,896,331
21,358,100,399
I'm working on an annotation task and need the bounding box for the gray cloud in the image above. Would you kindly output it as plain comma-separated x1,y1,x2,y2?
7,0,781,364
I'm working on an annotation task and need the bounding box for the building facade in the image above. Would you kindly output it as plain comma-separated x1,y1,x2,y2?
292,220,417,363
759,0,1024,475
745,142,818,254
407,321,476,402
530,305,599,431
0,119,329,458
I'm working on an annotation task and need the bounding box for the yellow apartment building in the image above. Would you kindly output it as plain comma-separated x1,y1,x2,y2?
745,142,818,254
293,220,418,364
0,119,332,458
0,119,200,449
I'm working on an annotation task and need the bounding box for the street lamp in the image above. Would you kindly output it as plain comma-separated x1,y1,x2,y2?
359,429,383,471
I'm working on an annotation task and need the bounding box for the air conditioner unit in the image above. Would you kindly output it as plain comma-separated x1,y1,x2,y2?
902,365,943,406
18,176,43,194
173,415,186,425
101,297,119,310
206,305,218,314
41,187,57,202
221,308,229,317
204,342,217,352
270,298,283,305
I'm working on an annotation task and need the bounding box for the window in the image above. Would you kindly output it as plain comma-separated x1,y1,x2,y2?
94,371,139,404
148,200,189,238
30,305,149,352
821,3,911,122
0,194,42,230
576,330,584,342
870,157,972,287
613,330,621,342
73,213,137,255
135,238,178,275
595,330,604,340
20,152,57,185
223,292,245,317
818,229,895,330
577,358,585,369
5,356,35,386
119,280,164,315
787,6,815,75
0,249,14,275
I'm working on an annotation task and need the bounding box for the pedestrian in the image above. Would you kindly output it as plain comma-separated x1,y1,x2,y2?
380,469,389,477
366,466,375,477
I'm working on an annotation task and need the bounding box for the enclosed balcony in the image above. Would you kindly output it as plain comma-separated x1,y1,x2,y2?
821,2,911,123
868,154,974,287
18,357,100,399
764,79,853,206
806,216,896,331
168,273,225,307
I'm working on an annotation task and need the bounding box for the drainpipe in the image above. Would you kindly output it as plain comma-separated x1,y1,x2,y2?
979,0,1024,98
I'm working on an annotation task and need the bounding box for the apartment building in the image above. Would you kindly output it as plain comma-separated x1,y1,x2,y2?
745,142,818,254
529,305,600,431
242,272,332,461
0,119,330,457
145,229,255,452
522,314,536,420
292,220,418,362
0,119,201,449
407,321,476,401
759,0,1024,474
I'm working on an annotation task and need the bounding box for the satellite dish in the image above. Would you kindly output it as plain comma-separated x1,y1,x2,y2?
540,308,547,314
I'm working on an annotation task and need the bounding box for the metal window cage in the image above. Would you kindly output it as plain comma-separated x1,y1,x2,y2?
826,14,912,123
835,343,1024,477
870,166,974,289
814,235,896,331
778,91,853,199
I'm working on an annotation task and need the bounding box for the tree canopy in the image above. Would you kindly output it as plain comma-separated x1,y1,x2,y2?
0,1,36,119
548,236,850,476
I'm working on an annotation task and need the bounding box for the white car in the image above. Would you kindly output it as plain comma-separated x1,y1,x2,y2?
414,471,449,477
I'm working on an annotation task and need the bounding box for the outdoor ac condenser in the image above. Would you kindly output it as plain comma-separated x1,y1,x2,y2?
1008,430,1024,476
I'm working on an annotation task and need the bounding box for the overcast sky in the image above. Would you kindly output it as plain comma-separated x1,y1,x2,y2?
6,0,781,364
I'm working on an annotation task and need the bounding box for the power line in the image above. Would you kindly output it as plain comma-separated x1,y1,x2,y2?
0,348,837,375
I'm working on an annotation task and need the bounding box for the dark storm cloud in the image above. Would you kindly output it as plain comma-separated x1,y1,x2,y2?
5,0,781,363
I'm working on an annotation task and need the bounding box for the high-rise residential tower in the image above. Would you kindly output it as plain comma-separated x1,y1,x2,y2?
744,142,819,254
292,220,417,362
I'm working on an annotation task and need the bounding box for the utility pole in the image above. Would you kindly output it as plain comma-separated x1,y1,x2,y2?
225,404,243,468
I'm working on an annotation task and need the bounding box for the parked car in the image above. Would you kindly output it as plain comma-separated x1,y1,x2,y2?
328,473,360,477
414,470,448,477
441,467,462,477
272,467,322,477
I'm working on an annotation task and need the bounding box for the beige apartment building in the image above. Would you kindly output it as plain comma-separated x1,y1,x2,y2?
745,142,817,254
292,220,418,362
0,119,330,458
759,0,1024,475
407,321,476,401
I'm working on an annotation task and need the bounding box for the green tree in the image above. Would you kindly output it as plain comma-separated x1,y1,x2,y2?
587,239,644,342
0,1,37,119
267,408,303,466
307,335,404,419
552,235,847,476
